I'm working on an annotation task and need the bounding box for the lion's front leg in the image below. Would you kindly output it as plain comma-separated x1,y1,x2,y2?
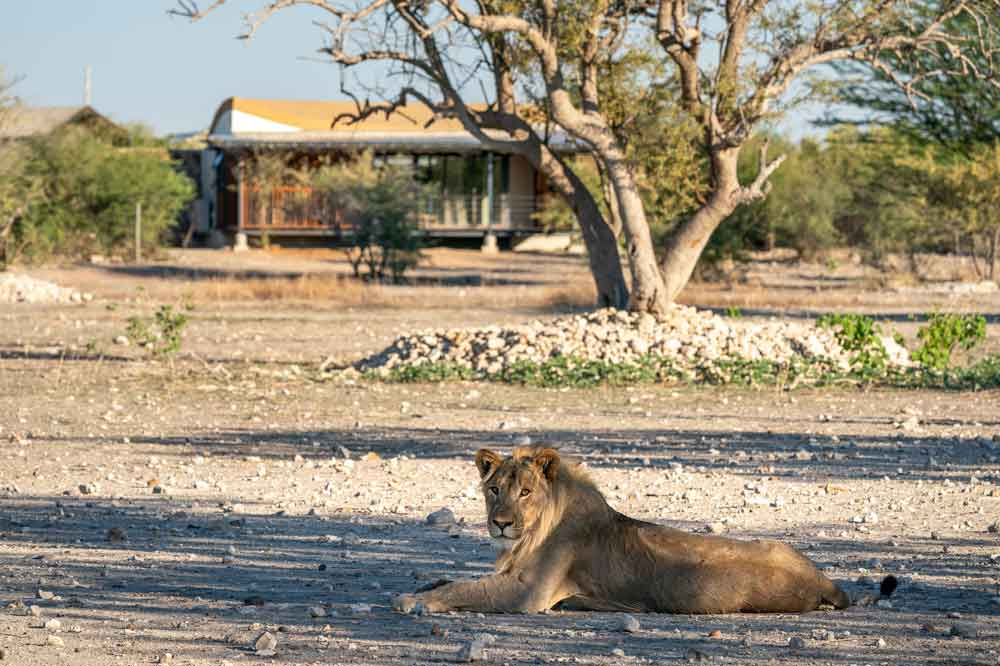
394,572,554,614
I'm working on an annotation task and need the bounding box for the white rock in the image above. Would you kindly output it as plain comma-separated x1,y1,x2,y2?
620,613,640,633
458,639,487,662
254,631,277,654
426,507,456,526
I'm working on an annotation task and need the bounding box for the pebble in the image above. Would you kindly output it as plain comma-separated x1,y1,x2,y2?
810,629,833,641
874,637,887,648
706,522,726,534
612,648,626,658
788,636,806,649
875,599,893,609
0,273,90,304
78,483,97,495
426,507,457,527
619,613,640,633
46,635,64,647
950,623,978,638
458,639,488,662
309,606,326,618
707,629,722,639
253,630,277,656
106,527,127,543
36,590,55,601
685,648,709,662
355,306,903,377
44,619,61,630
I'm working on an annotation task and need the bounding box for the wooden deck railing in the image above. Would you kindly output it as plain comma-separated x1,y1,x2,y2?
240,185,536,231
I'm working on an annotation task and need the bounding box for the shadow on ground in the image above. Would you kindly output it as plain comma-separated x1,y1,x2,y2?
34,423,1000,484
1,493,996,665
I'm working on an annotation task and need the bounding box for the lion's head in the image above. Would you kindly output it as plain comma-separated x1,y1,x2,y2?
474,446,560,547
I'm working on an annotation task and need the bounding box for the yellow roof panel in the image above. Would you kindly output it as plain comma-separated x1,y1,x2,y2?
215,97,482,134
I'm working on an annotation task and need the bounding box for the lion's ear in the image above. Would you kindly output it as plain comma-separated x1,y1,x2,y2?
475,449,503,479
533,448,560,482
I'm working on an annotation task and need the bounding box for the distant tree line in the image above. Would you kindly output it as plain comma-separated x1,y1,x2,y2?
0,74,195,269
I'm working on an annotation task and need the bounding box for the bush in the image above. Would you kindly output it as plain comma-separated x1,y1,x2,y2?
10,128,194,263
816,313,888,379
310,152,427,284
912,313,987,371
125,304,190,358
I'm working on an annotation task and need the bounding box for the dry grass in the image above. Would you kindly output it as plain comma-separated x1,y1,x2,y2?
187,273,597,311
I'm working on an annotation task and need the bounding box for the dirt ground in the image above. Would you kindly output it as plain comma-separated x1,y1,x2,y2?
2,248,1000,666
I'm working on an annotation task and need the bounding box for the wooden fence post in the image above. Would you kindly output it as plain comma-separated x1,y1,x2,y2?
135,202,142,263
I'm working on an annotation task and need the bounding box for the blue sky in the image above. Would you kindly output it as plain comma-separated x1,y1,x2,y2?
2,1,826,138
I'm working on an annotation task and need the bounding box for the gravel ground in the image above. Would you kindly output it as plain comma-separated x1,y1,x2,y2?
1,257,999,666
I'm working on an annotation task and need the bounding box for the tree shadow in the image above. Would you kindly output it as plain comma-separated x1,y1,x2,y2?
34,422,999,485
1,494,995,664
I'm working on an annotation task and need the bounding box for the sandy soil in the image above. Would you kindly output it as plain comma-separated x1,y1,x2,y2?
1,250,1000,666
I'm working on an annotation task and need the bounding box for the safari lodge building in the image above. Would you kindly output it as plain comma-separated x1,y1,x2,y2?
204,98,576,244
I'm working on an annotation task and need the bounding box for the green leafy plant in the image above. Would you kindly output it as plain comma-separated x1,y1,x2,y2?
125,304,189,358
309,151,428,284
912,313,987,371
816,313,888,379
12,128,194,264
725,306,742,318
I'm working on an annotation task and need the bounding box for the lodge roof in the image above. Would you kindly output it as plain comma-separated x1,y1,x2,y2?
206,97,583,154
0,105,123,139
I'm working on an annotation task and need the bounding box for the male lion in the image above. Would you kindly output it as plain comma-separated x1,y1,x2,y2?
394,446,853,614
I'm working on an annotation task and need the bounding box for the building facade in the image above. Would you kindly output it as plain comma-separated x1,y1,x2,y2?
199,98,575,244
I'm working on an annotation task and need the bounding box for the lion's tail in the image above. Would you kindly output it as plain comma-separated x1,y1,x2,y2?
821,577,852,610
825,574,897,610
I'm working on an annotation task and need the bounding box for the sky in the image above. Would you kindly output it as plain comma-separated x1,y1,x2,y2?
1,1,828,139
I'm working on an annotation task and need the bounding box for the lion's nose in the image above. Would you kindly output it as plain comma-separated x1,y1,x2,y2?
493,519,514,531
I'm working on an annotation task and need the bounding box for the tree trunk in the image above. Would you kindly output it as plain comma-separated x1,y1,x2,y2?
559,167,628,308
0,218,15,272
595,158,622,238
990,227,999,282
534,149,628,309
970,234,985,280
660,148,741,302
602,155,670,315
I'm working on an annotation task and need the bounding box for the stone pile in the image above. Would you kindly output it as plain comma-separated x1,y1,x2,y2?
356,306,910,377
0,273,93,305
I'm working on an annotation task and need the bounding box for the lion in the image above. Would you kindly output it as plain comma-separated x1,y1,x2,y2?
393,446,856,614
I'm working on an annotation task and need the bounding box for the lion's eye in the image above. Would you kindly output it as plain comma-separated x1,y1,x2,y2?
520,488,532,497
489,486,499,496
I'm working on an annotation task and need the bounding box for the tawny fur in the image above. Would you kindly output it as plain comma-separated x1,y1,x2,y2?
393,446,851,614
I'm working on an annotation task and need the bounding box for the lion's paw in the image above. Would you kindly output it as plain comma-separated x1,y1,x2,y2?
392,594,423,614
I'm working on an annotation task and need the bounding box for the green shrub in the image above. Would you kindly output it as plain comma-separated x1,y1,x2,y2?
125,304,189,358
816,313,888,379
912,313,987,370
310,152,427,284
12,128,194,262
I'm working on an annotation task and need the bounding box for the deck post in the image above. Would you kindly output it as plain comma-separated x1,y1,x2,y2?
481,152,498,254
234,156,249,252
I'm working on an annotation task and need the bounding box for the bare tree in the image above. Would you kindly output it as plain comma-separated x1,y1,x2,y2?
171,0,631,309
652,0,1000,299
174,0,998,311
431,0,675,314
